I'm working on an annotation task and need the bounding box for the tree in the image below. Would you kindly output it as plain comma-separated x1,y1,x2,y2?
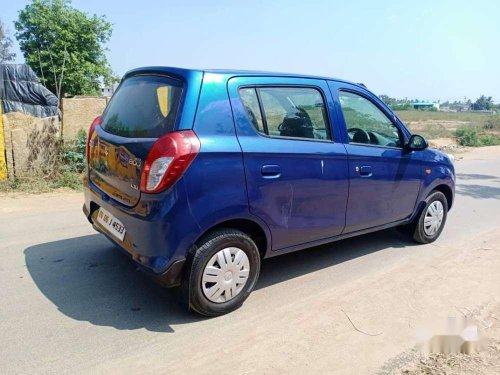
0,19,16,62
378,95,413,110
15,0,116,101
472,95,494,111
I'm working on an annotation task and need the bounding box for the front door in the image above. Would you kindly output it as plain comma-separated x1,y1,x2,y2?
329,82,422,233
228,77,349,250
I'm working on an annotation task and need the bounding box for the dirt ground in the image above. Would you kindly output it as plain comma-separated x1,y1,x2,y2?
1,146,500,374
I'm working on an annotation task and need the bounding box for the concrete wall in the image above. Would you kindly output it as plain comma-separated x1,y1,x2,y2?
61,96,107,138
1,96,108,178
2,112,60,178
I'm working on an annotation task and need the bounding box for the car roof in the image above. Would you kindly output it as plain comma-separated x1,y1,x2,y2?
124,66,364,88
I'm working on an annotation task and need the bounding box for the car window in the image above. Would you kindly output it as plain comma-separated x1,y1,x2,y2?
102,75,182,138
339,91,402,148
239,86,331,141
239,88,264,132
259,90,288,136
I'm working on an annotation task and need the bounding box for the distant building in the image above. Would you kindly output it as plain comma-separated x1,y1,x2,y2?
100,87,113,97
100,83,119,97
412,102,440,111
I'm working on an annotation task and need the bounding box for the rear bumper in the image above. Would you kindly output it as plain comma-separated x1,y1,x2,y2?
82,176,198,287
82,203,186,287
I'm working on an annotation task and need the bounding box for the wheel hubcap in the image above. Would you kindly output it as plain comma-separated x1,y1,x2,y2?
423,201,444,236
202,247,250,303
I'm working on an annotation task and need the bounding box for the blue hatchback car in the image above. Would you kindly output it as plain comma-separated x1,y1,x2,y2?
83,67,455,316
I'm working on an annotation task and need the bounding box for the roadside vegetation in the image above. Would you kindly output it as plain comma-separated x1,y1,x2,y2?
0,130,86,193
1,0,115,194
397,111,500,147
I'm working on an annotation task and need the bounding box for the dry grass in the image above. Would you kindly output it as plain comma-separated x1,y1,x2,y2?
0,171,83,194
396,111,491,126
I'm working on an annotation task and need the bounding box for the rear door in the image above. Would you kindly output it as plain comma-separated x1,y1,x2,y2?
88,74,183,206
228,77,349,251
329,81,422,232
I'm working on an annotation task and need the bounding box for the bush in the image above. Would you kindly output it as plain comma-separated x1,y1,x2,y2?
479,134,500,146
58,129,87,173
455,127,480,146
455,126,500,147
52,171,83,190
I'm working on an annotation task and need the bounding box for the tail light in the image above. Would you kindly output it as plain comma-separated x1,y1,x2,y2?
140,130,200,193
86,116,102,163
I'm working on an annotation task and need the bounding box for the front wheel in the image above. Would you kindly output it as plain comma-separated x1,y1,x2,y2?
185,228,261,316
400,190,448,244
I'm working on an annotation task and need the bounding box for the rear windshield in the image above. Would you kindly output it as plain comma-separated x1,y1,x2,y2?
101,75,183,138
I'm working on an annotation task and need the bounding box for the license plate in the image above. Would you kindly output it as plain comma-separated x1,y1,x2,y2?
96,208,126,241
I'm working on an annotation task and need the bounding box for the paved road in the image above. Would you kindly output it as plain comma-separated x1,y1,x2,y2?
1,147,499,374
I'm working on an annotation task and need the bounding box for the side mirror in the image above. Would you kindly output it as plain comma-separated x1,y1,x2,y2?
406,134,428,151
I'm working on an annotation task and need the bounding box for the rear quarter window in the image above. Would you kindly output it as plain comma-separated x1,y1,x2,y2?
101,75,183,138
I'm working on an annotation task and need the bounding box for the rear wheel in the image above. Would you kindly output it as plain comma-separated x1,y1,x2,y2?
400,190,448,244
185,228,260,316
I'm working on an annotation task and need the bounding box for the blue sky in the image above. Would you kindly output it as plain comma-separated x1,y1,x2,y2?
2,0,499,102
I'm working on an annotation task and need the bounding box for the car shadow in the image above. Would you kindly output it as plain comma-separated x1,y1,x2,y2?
24,229,416,333
257,229,414,289
456,184,500,200
456,173,499,181
24,235,197,333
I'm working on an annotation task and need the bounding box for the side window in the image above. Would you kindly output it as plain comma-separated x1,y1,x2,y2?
339,91,402,148
239,86,331,141
239,88,264,132
259,90,287,136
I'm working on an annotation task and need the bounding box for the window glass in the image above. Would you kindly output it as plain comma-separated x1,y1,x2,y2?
258,87,330,140
102,75,182,138
239,88,264,132
259,90,287,136
339,91,402,147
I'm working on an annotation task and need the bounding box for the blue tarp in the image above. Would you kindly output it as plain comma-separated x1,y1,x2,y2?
0,64,58,117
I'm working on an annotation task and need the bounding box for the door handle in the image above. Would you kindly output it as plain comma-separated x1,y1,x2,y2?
261,164,281,178
356,165,372,177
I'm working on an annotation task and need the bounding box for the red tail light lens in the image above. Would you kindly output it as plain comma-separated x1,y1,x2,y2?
86,116,102,163
140,130,201,193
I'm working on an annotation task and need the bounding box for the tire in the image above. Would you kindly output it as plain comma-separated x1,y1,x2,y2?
401,190,448,244
184,228,261,317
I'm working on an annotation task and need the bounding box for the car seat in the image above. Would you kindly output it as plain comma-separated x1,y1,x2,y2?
278,108,314,138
